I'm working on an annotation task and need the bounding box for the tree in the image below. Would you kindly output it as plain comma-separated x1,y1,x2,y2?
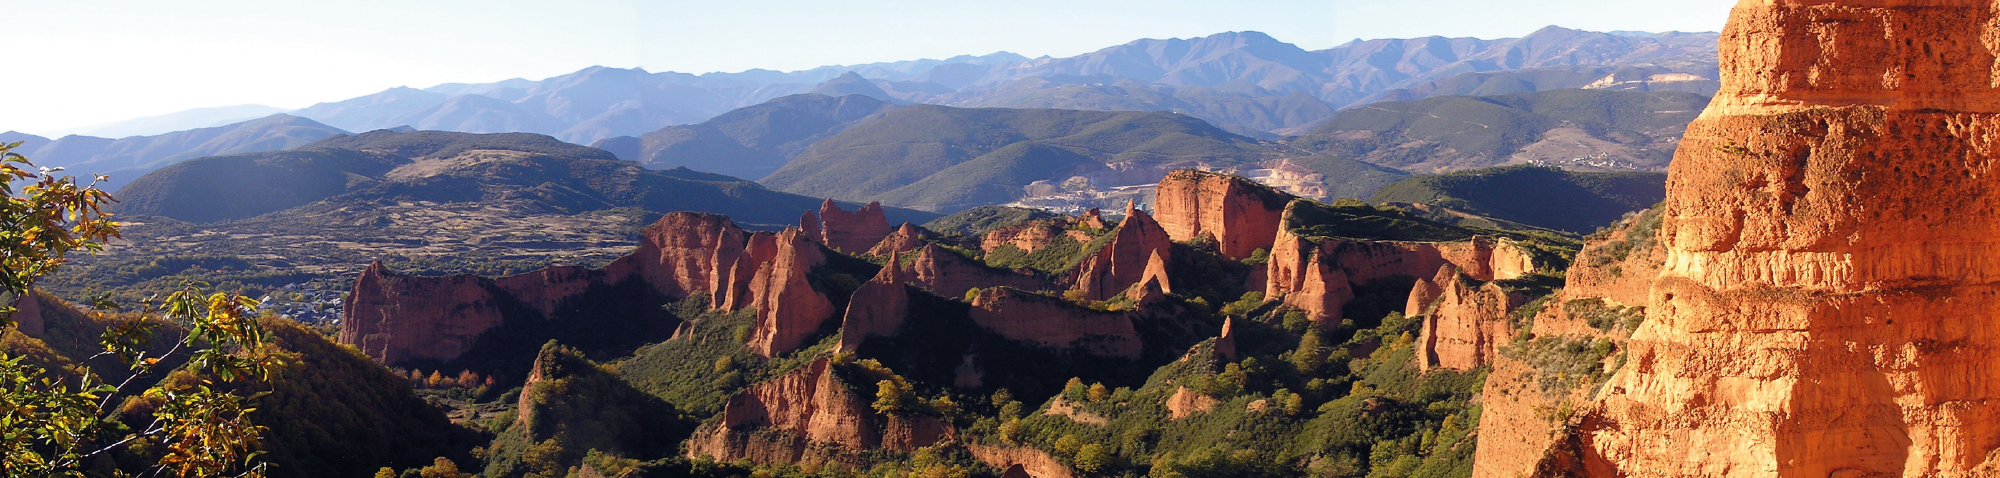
0,143,276,477
1087,382,1110,402
1074,443,1112,474
456,370,479,389
872,376,914,414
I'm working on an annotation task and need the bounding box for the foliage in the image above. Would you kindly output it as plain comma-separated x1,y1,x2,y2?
1368,164,1667,235
1564,299,1646,333
1501,335,1621,395
0,144,283,477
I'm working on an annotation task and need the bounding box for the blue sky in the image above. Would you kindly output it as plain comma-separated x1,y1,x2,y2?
4,0,1735,135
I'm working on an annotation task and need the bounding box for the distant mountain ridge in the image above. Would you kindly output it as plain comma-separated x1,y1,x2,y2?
266,26,1715,142
7,114,349,190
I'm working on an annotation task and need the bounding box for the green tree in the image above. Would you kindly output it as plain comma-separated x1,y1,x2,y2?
873,376,914,414
0,143,277,477
1074,443,1112,474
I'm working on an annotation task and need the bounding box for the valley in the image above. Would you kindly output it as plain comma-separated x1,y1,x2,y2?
13,2,1991,477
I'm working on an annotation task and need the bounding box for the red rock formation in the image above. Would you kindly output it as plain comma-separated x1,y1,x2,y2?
1414,269,1524,372
1213,317,1239,361
811,199,893,253
1166,385,1219,420
1264,204,1537,322
1505,2,2000,476
688,358,951,465
836,251,910,352
906,244,1053,299
1152,170,1291,260
341,212,838,364
866,223,927,257
966,443,1079,478
981,220,1091,256
1074,202,1173,301
1078,208,1107,231
1404,266,1452,318
968,287,1141,359
744,228,834,357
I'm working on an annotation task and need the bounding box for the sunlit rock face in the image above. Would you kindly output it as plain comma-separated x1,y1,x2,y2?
1568,1,2000,476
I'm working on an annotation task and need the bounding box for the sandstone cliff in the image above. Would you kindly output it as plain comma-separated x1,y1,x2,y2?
982,220,1092,256
340,211,844,364
1264,202,1540,322
1074,201,1174,301
1504,2,2000,476
968,287,1142,359
742,228,835,357
836,251,911,352
1152,170,1291,260
1413,266,1524,372
809,199,894,254
687,357,951,465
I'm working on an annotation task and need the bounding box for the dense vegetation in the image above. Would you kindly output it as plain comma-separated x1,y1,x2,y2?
1368,165,1665,234
921,206,1064,237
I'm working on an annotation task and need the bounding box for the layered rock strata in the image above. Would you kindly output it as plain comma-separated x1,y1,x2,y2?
1529,1,2000,476
1152,169,1291,260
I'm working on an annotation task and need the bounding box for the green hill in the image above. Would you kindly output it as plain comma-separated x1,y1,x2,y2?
591,94,896,178
1369,164,1666,234
1292,88,1708,172
760,105,1271,211
115,130,934,227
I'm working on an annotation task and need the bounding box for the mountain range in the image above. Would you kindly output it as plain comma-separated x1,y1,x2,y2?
248,27,1717,143
2,114,350,189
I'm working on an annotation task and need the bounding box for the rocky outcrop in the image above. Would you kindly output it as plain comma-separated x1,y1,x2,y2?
836,252,910,352
1152,170,1291,260
1414,267,1524,372
968,287,1141,359
866,223,927,257
1074,201,1174,301
688,357,951,465
810,199,893,253
906,244,1053,299
340,212,844,364
743,228,835,357
1264,203,1536,322
982,221,1092,255
1213,317,1239,361
966,443,1078,478
1507,2,2000,476
1166,385,1220,420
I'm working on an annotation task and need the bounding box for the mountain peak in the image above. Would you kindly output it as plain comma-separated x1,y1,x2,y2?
810,72,900,103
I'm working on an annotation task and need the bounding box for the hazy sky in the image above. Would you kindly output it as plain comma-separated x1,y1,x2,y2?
4,0,1736,135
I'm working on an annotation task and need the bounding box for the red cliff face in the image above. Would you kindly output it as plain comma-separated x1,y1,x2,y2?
811,200,894,254
836,252,910,352
907,244,1054,299
1074,202,1174,301
1500,2,2000,476
743,228,835,357
866,223,927,257
1264,207,1537,322
1152,170,1291,260
340,261,513,364
969,287,1142,359
688,357,951,465
341,212,840,364
1414,267,1524,372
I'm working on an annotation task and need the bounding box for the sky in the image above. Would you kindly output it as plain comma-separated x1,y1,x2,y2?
2,0,1735,136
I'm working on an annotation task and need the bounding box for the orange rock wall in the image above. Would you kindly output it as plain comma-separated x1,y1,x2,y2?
1552,1,2000,476
744,228,834,357
1415,269,1523,372
688,358,951,465
1074,204,1173,301
1153,170,1291,260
